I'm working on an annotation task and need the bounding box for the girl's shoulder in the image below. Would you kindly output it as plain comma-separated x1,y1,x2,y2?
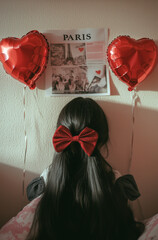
26,167,49,201
26,168,141,202
113,169,141,201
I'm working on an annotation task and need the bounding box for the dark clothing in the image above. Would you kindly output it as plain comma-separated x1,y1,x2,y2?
27,176,45,201
27,174,140,202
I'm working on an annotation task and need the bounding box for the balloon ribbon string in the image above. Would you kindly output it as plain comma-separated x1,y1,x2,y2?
128,91,145,219
128,90,137,173
22,86,27,199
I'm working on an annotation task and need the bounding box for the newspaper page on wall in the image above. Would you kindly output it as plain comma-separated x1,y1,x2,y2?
44,28,110,96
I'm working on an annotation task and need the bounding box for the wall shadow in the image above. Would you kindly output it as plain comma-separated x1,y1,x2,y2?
0,100,158,225
97,100,158,220
0,163,39,228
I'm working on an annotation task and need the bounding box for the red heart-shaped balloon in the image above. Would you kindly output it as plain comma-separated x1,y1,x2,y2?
0,30,49,89
107,36,157,91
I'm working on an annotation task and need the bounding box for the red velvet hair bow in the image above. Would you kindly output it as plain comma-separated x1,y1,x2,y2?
53,125,98,156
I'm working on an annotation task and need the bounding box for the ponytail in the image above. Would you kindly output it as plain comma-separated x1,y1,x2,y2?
28,144,118,240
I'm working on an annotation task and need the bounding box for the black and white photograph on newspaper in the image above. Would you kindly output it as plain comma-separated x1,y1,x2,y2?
45,28,110,96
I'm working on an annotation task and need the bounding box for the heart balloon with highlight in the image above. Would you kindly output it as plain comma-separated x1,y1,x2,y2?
0,30,49,89
107,36,157,91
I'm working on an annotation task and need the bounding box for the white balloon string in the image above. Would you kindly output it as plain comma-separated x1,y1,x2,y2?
22,85,27,199
137,198,145,220
128,90,137,173
128,90,145,219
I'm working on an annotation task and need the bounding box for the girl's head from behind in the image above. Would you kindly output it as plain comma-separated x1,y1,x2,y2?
56,97,109,152
27,97,144,240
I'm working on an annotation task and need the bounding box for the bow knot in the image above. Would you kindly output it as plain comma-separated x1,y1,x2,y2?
72,135,79,141
53,125,98,156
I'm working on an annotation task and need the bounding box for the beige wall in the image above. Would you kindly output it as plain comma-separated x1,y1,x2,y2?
0,0,158,227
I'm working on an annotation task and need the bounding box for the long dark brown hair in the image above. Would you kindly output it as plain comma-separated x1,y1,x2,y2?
27,97,144,240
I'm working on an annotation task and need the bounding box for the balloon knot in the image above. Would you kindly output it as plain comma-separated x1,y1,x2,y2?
128,87,134,91
29,84,36,90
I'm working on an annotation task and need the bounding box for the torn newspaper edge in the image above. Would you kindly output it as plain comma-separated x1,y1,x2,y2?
44,28,110,96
